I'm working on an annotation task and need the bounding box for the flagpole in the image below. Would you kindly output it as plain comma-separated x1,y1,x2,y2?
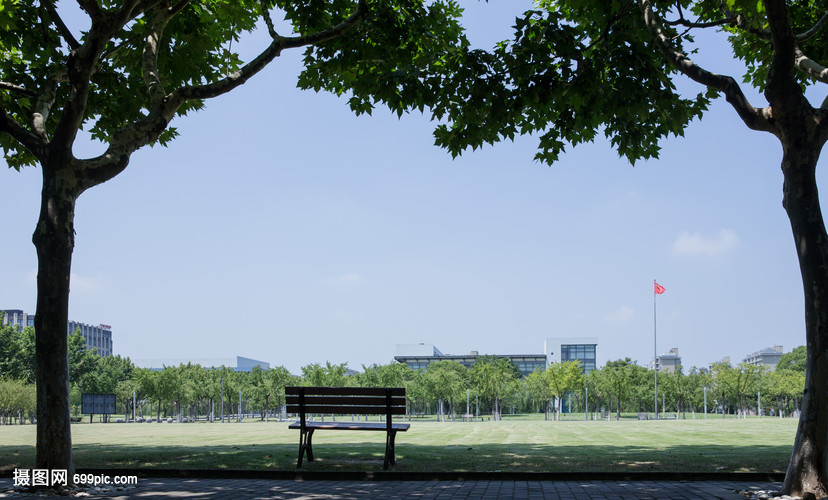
654,279,658,420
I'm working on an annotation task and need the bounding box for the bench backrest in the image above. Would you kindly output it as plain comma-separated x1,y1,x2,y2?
285,386,406,416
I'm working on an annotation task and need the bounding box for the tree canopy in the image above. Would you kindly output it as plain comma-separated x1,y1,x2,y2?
777,345,806,372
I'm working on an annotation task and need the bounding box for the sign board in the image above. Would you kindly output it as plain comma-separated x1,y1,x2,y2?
81,393,116,415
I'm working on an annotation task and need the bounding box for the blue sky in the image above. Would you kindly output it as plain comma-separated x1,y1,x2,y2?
0,1,818,374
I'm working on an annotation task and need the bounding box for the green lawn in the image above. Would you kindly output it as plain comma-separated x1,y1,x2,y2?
0,417,797,473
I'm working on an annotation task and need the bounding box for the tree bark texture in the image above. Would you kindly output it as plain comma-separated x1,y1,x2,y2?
33,162,80,476
781,139,828,497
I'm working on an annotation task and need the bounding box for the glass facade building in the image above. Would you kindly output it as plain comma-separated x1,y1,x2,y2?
545,337,599,374
394,344,547,377
2,309,113,357
560,343,597,373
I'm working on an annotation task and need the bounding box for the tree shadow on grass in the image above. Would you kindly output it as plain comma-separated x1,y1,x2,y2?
0,442,791,474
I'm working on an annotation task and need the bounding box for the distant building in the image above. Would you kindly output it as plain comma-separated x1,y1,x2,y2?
2,309,113,357
544,337,599,373
393,343,546,377
132,356,269,372
709,356,731,372
649,348,682,373
743,345,784,371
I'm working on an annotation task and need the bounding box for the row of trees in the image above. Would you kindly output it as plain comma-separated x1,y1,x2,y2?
0,319,807,424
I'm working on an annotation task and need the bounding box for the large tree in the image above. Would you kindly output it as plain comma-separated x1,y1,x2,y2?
0,0,463,476
306,0,828,494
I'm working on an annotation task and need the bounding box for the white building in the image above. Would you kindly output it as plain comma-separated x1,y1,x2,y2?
649,347,681,373
743,345,784,371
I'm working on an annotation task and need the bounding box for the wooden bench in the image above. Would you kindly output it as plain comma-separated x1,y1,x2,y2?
285,386,410,469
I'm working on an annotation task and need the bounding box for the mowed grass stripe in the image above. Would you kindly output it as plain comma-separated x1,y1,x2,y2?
0,417,796,472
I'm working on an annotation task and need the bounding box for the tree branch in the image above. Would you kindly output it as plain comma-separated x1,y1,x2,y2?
32,78,59,142
0,82,38,98
142,6,172,104
81,0,368,190
764,0,797,85
278,0,368,50
76,0,104,22
637,0,774,133
78,95,181,190
797,10,828,43
795,47,828,85
261,0,280,39
41,0,80,49
177,0,368,101
664,16,735,29
99,32,143,62
0,107,46,159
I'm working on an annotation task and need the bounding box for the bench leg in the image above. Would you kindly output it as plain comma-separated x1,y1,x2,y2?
384,430,398,469
297,429,315,467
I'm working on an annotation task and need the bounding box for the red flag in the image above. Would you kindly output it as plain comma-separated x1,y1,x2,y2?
654,282,666,295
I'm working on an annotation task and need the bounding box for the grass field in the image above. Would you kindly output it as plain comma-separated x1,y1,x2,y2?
0,417,797,473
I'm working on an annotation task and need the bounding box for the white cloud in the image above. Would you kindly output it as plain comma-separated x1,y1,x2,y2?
607,306,635,324
328,273,365,286
672,228,738,257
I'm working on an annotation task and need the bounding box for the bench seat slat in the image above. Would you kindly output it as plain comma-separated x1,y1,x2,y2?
288,421,410,431
285,386,405,397
286,395,406,406
286,405,406,415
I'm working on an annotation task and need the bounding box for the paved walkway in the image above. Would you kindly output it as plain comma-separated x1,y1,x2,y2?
0,477,783,499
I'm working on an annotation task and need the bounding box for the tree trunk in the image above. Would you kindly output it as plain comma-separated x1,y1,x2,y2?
33,165,79,477
781,143,828,497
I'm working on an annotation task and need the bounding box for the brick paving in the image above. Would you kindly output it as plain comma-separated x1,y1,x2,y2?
0,477,782,499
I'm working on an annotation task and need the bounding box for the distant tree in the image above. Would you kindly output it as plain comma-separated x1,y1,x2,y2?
0,379,36,425
0,321,35,383
767,368,806,417
135,368,160,420
470,357,519,421
662,366,690,419
359,362,414,388
405,369,430,416
301,361,350,387
174,363,201,421
524,367,553,420
68,329,99,386
76,354,133,400
545,361,583,420
424,360,468,421
603,358,637,420
712,361,767,418
115,378,139,421
584,368,610,420
684,367,713,418
777,346,806,373
264,366,295,421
